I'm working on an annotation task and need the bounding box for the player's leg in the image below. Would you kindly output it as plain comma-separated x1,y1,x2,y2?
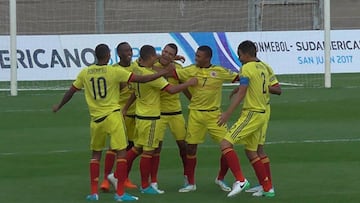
221,111,263,197
136,118,164,194
100,149,116,192
149,115,168,192
86,120,107,200
205,111,232,192
167,114,187,179
108,111,139,201
123,115,138,188
240,111,274,197
179,110,206,193
219,138,249,197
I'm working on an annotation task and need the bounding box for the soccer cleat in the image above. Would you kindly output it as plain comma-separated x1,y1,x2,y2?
227,179,250,197
108,173,118,190
214,178,231,192
100,179,110,192
124,178,137,189
252,188,275,197
86,193,99,201
114,193,139,201
245,185,262,193
263,188,275,197
178,184,197,193
150,182,165,194
141,185,164,194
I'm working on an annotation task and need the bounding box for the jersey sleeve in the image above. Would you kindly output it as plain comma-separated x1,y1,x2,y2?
216,66,239,82
115,67,133,83
72,69,85,89
175,65,193,82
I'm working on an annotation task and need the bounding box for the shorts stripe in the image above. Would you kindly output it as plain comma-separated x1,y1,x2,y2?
231,111,254,140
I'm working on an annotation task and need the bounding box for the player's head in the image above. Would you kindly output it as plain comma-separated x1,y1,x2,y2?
116,42,133,63
195,45,212,68
95,44,110,64
139,45,157,66
160,43,178,65
237,40,257,64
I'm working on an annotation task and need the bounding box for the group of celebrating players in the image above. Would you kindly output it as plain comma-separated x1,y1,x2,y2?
52,39,281,201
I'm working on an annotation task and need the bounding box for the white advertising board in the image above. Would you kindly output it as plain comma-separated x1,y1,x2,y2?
0,30,359,81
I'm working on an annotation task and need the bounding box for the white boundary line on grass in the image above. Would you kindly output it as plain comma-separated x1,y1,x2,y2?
1,138,359,156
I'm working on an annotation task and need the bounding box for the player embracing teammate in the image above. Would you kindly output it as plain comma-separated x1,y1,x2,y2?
53,40,280,201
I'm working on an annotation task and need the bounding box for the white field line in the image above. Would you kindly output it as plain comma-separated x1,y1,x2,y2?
1,138,359,156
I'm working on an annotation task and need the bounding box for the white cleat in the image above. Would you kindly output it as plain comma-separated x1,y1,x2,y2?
150,182,165,194
227,179,250,197
253,188,275,197
245,185,262,193
214,178,231,192
107,173,118,190
178,184,197,193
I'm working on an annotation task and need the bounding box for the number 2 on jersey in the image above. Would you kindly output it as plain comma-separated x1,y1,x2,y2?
261,72,266,94
90,77,107,99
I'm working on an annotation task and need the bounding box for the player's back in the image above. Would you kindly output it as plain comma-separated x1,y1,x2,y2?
74,64,132,120
240,61,269,112
132,65,169,117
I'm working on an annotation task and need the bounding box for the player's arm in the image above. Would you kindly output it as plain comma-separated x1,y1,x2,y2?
151,63,177,78
164,78,197,94
174,55,186,63
217,78,248,126
120,82,127,91
229,86,239,99
182,88,192,100
52,85,79,112
122,92,136,116
269,83,282,95
129,69,169,83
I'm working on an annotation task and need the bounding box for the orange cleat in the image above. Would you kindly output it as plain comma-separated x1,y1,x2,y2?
100,179,110,192
124,178,137,189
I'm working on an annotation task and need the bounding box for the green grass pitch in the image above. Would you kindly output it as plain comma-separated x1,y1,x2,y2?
0,73,359,203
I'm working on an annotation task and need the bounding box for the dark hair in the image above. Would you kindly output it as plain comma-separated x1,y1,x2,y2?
238,40,257,57
166,43,178,55
197,45,212,58
95,44,110,60
140,45,156,60
116,42,129,53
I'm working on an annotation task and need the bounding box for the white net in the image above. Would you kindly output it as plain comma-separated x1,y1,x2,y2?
0,0,359,93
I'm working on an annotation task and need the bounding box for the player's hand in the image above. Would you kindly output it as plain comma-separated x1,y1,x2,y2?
217,112,231,126
174,55,186,63
187,77,198,86
52,104,60,113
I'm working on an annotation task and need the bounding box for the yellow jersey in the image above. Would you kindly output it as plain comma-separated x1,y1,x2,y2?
175,65,238,111
154,60,183,112
240,61,270,112
113,62,138,115
73,64,133,121
132,63,169,117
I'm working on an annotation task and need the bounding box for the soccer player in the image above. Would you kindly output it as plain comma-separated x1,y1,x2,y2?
52,43,171,201
150,43,191,191
100,42,138,192
123,45,197,194
170,45,239,193
244,45,282,196
217,40,274,197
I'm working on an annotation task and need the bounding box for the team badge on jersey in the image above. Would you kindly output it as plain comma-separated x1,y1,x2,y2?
210,71,217,77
